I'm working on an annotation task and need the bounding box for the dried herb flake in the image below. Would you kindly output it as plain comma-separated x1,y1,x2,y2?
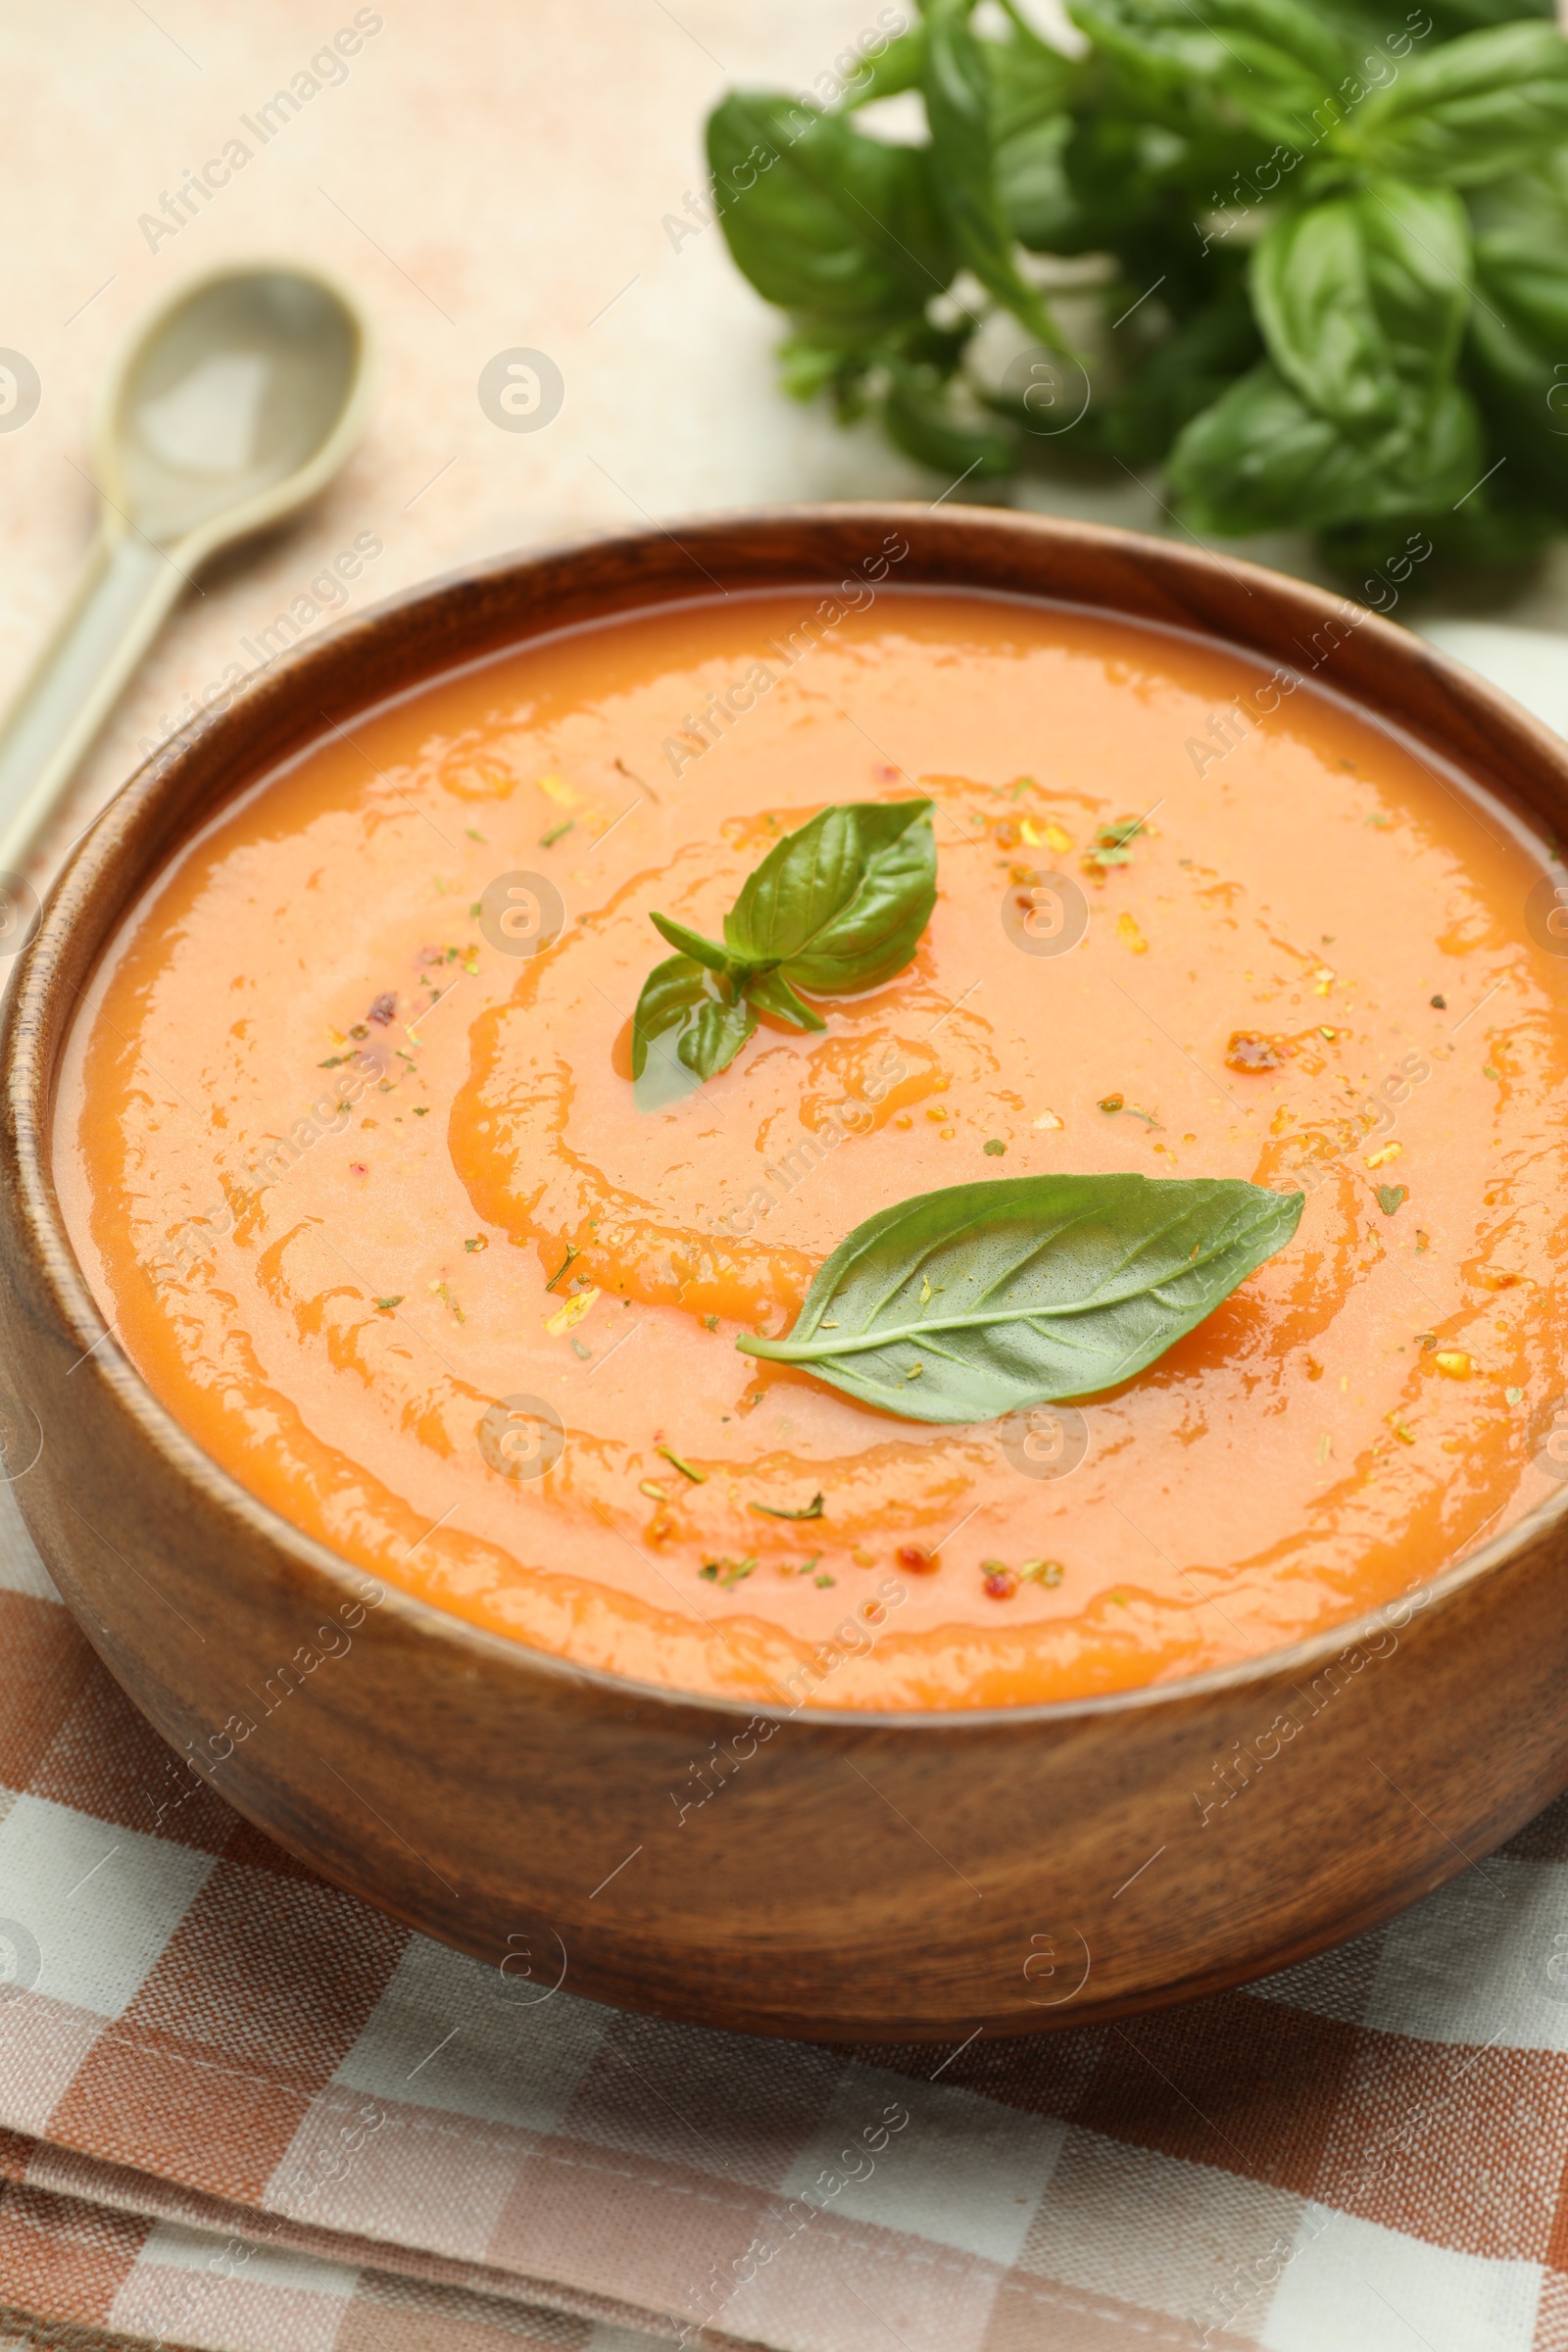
659,1445,707,1484
748,1491,825,1521
700,1555,756,1590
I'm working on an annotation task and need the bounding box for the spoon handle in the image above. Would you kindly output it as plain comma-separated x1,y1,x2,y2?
0,529,187,878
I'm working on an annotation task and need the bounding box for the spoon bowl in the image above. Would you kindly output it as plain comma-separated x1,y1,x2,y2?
0,261,370,876
105,267,366,554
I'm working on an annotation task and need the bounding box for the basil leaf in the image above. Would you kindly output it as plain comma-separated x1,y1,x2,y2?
1040,108,1208,268
1096,295,1264,463
882,360,1016,477
839,24,928,109
746,969,826,1032
1169,359,1482,532
1466,232,1568,519
996,117,1089,255
682,993,757,1079
921,0,1059,345
1424,0,1552,26
1472,230,1568,362
631,956,757,1085
777,337,850,405
737,1173,1304,1424
706,92,953,333
1352,23,1568,186
725,798,937,993
1068,0,1348,145
989,8,1080,148
648,911,742,976
1251,182,1472,435
632,955,708,1080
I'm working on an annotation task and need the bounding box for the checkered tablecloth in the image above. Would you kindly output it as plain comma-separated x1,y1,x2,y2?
7,3,1568,2338
4,1478,1568,2352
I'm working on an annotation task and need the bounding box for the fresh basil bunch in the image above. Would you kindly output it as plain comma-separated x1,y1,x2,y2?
632,799,936,1084
706,0,1568,555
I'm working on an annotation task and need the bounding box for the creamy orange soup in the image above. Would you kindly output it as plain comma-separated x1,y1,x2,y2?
54,587,1568,1709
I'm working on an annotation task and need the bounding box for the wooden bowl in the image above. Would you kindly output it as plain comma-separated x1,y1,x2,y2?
4,507,1567,2045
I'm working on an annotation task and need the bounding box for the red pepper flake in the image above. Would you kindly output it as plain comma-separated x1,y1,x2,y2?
367,991,397,1025
982,1564,1018,1600
349,1160,368,1178
896,1544,939,1575
1225,1029,1296,1074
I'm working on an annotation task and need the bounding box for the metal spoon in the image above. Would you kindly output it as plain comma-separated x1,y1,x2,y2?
0,261,371,878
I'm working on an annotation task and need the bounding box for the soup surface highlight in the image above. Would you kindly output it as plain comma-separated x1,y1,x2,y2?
55,588,1568,1709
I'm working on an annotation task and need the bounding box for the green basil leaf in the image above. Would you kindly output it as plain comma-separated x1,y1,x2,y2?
1472,230,1568,359
776,331,865,406
1468,151,1568,243
737,1172,1304,1423
996,116,1090,255
1068,0,1348,145
1465,232,1568,517
1168,359,1482,532
746,969,827,1031
1063,110,1180,243
882,360,1016,478
988,8,1080,147
1423,0,1552,27
839,24,928,108
725,798,937,993
631,958,755,1085
706,92,953,332
1251,181,1472,434
648,911,742,976
631,955,710,1081
1095,295,1264,463
681,993,757,1079
921,0,1058,344
1351,23,1568,186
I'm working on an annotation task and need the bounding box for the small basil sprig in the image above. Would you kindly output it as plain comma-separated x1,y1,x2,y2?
737,1172,1303,1423
632,800,936,1084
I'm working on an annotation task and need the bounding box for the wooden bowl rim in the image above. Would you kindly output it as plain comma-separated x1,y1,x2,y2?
11,500,1568,1734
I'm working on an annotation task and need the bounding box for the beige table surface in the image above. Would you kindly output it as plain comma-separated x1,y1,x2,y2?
5,0,1568,886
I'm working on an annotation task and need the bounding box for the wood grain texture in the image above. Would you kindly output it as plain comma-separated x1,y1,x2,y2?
4,507,1568,2044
